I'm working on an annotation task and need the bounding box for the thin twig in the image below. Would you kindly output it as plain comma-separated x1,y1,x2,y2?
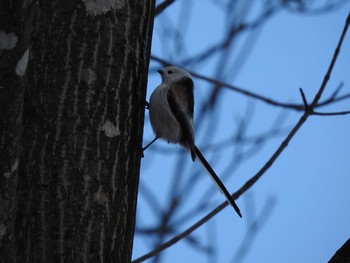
155,0,176,16
317,92,350,107
311,12,350,107
329,82,344,101
299,88,308,109
312,110,350,116
178,5,276,66
282,0,348,15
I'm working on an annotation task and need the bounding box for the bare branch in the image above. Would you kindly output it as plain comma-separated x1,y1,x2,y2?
155,0,177,16
152,54,350,111
329,82,344,101
311,11,350,107
179,5,277,66
281,0,348,14
299,88,308,109
133,11,350,262
317,92,350,107
312,110,350,116
232,196,277,263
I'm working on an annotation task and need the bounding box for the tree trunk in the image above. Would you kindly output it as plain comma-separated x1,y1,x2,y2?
0,0,155,262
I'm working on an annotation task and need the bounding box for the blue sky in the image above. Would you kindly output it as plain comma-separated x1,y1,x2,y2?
134,1,350,262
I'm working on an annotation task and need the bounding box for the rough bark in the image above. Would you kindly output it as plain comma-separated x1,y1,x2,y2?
0,0,155,262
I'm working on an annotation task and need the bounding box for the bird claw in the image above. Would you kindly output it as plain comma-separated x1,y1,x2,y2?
144,101,149,109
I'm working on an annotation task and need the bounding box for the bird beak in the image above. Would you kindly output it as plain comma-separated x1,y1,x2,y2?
157,69,164,75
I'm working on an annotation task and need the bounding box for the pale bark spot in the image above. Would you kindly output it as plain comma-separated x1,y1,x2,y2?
15,48,29,76
82,0,124,16
101,120,120,137
0,31,17,50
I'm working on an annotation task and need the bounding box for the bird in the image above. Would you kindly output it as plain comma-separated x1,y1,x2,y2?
143,66,242,218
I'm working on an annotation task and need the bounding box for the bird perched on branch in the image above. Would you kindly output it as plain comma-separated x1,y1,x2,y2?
143,66,242,218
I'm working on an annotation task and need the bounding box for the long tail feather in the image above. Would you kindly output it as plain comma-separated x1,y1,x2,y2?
194,145,242,218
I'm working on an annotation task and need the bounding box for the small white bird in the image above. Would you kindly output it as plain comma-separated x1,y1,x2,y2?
144,66,242,218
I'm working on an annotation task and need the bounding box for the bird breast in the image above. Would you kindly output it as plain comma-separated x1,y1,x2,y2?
149,86,182,143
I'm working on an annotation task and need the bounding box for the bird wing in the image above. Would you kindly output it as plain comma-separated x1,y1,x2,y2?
169,77,194,117
167,78,196,161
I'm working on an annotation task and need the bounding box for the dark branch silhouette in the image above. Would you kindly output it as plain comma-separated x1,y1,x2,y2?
155,0,176,17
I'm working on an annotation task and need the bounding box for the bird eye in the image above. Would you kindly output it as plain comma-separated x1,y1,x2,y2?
168,70,173,74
